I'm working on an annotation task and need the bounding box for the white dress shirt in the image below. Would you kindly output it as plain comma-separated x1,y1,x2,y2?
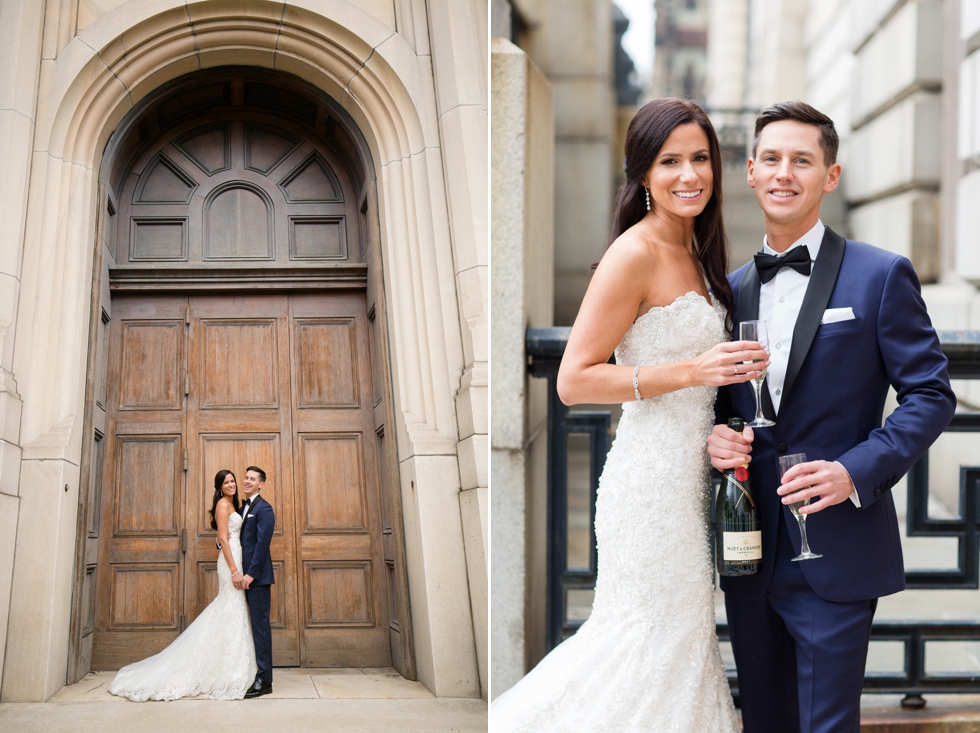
758,220,824,413
756,219,860,507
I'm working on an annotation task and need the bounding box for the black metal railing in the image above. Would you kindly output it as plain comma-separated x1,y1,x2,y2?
527,327,980,703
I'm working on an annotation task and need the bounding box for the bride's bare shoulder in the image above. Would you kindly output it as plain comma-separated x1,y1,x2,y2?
597,228,661,279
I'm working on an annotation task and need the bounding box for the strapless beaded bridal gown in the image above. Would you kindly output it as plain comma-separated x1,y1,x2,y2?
109,511,258,701
491,292,739,732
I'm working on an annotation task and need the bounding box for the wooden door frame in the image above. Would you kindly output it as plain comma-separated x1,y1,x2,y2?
67,70,416,682
66,182,110,683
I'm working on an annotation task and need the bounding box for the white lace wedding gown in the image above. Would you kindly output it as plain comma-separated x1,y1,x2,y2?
109,511,258,701
491,292,738,732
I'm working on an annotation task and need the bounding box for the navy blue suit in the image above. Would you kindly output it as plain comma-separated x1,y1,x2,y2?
240,494,275,683
716,228,955,732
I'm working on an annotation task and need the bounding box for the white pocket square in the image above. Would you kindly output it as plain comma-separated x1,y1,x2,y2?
821,307,855,324
247,513,254,518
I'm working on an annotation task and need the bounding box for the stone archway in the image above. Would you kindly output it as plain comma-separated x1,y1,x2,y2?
0,1,482,703
72,66,415,677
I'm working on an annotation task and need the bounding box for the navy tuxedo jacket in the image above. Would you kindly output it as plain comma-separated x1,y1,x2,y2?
716,227,955,603
240,494,275,586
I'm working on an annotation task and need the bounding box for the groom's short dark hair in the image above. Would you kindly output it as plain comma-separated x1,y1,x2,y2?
752,100,839,166
246,465,266,482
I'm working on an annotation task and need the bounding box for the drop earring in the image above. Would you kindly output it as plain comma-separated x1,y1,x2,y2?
644,187,651,211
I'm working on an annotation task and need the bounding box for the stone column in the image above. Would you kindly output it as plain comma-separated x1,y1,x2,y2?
940,0,980,406
744,0,806,108
519,0,613,326
705,0,749,108
425,0,489,700
847,0,943,281
490,37,554,699
0,0,44,701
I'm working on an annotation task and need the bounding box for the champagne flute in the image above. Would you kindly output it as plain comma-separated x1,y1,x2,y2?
778,453,823,561
739,320,775,428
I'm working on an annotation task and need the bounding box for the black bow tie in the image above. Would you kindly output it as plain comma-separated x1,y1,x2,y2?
242,499,252,510
754,245,811,284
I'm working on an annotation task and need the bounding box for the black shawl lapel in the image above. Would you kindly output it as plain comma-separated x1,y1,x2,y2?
782,226,846,402
736,261,777,420
737,262,760,323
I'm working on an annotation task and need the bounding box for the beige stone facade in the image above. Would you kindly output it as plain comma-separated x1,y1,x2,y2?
706,0,980,372
0,0,487,703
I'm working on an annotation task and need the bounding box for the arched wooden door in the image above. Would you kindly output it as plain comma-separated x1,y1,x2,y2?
83,71,412,674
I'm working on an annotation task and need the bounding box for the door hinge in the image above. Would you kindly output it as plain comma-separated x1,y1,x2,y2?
179,614,186,631
184,374,191,396
184,302,190,326
181,528,187,553
182,448,188,471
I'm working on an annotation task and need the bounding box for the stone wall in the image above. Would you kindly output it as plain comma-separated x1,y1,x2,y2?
513,0,614,327
490,38,554,699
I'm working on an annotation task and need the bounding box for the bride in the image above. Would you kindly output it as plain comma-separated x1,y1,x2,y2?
490,99,769,731
109,470,258,701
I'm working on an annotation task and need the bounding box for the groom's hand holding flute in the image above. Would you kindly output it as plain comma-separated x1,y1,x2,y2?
707,424,855,514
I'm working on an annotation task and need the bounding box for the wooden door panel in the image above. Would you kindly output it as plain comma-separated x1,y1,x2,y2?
81,564,97,636
204,185,274,260
201,319,279,408
112,436,181,536
269,563,287,629
297,434,367,533
294,318,359,408
244,123,300,174
93,296,188,670
198,433,283,535
289,293,390,667
108,565,180,630
303,561,374,626
173,123,231,176
118,322,184,411
196,562,219,617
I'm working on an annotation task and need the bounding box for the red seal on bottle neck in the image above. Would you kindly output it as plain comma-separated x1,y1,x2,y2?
735,466,749,482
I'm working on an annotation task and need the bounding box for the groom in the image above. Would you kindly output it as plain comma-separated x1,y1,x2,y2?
238,465,275,698
708,101,955,733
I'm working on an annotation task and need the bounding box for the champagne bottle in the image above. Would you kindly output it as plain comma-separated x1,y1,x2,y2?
715,417,761,576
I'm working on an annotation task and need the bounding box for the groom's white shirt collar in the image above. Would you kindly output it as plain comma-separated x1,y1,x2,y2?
762,219,824,261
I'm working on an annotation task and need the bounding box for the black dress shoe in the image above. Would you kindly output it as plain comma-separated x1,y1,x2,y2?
244,678,273,698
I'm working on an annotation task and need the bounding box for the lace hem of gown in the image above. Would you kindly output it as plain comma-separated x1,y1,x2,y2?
108,512,257,701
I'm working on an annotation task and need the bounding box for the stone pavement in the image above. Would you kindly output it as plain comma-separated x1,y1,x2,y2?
0,668,488,732
860,695,980,733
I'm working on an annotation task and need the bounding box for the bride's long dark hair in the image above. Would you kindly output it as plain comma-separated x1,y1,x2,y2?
607,98,734,330
209,469,240,530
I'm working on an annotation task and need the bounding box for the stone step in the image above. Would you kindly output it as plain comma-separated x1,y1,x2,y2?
861,713,980,732
860,696,980,732
735,696,980,731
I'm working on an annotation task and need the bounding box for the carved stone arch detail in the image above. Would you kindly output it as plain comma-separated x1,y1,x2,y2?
202,180,275,261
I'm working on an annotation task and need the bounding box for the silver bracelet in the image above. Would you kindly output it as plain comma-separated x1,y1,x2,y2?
632,365,642,400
